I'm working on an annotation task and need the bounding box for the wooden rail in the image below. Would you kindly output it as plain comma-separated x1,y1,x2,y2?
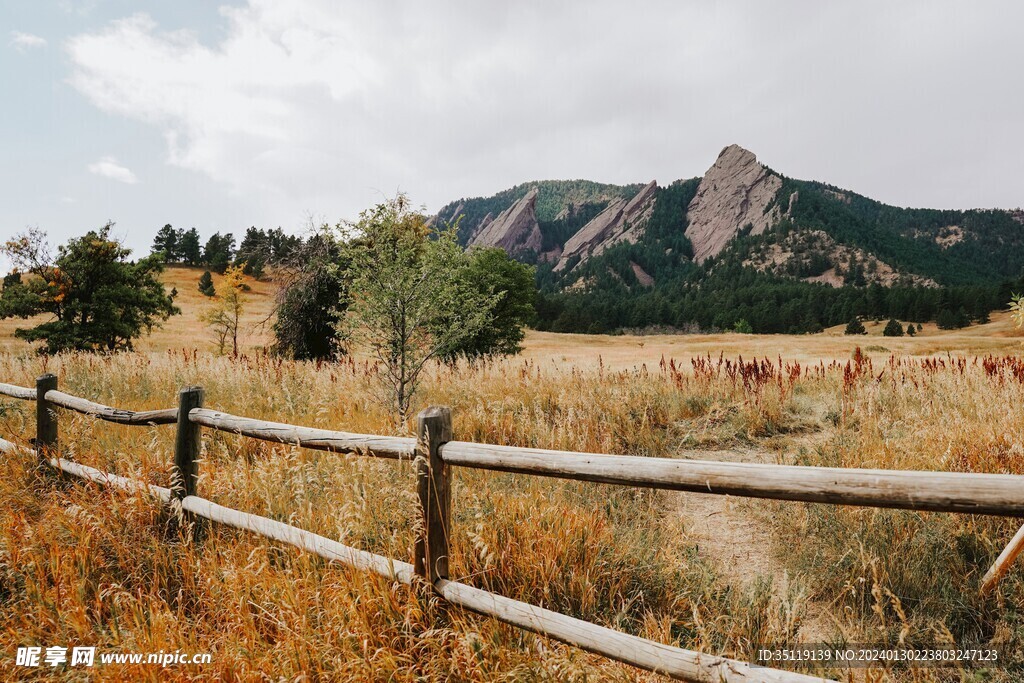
4,373,1023,680
189,408,416,458
439,441,1024,517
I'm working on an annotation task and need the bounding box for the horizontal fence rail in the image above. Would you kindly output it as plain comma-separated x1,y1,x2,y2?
45,389,179,425
189,408,416,459
440,441,1024,517
6,373,1023,680
0,381,35,401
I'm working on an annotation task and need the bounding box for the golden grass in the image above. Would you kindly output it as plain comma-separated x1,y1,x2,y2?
1,278,1024,680
0,344,1023,680
0,266,277,355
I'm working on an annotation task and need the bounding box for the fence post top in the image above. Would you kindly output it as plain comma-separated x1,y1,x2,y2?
37,373,56,382
416,406,450,421
179,385,204,397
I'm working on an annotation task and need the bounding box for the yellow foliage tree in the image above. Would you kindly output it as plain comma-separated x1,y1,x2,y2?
201,264,247,355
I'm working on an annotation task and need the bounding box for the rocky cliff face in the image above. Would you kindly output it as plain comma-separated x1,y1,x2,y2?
685,145,784,263
555,180,658,271
467,188,542,256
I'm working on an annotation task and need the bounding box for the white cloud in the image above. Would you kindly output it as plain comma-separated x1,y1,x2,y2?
64,1,1024,223
10,31,47,51
87,156,139,184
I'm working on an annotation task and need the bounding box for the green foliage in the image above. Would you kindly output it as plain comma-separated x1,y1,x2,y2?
882,318,904,337
203,232,235,273
235,226,302,277
341,195,499,421
779,178,1024,285
151,225,202,265
906,323,916,336
151,224,178,259
443,247,535,359
936,308,971,330
198,271,215,297
732,318,753,334
1011,293,1023,329
200,264,246,355
179,228,202,265
273,235,349,361
1,224,178,352
845,317,867,335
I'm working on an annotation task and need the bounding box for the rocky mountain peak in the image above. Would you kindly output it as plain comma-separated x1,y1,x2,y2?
467,187,542,256
684,144,784,263
554,180,658,272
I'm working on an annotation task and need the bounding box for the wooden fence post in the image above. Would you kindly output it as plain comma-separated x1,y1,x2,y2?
415,406,452,584
35,374,58,464
174,386,204,538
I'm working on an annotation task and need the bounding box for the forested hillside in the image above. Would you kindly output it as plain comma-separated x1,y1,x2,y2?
439,145,1024,334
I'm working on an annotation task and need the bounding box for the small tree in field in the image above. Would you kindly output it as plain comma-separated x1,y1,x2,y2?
341,194,497,424
906,323,916,336
844,317,866,335
882,318,904,337
1012,294,1023,329
198,271,216,297
201,264,247,355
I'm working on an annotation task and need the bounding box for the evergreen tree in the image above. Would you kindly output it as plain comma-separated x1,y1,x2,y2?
179,228,202,265
844,317,867,335
203,232,235,273
882,318,904,336
151,224,178,260
198,271,216,297
906,323,916,336
936,309,958,330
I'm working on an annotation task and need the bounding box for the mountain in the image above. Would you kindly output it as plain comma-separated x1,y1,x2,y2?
434,145,1024,333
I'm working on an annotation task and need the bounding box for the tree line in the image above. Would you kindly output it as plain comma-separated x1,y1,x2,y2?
151,224,302,276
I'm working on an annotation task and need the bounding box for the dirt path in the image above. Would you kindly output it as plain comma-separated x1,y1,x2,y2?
668,441,835,642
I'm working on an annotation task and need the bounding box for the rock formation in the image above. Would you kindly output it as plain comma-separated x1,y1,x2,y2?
555,180,657,271
467,188,543,256
685,145,784,263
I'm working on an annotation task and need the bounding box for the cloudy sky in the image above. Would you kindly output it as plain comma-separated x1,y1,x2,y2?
2,1,1023,263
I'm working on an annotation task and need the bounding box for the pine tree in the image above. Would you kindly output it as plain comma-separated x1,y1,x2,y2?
906,323,916,336
198,271,216,297
179,228,202,265
203,232,235,273
151,224,178,260
844,317,866,335
882,318,904,337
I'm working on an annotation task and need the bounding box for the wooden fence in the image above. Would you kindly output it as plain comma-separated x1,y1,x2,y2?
3,374,1024,682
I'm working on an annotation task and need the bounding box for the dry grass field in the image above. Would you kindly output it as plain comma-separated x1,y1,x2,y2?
1,268,1023,681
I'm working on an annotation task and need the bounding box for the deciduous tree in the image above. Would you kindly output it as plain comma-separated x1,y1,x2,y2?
341,194,497,423
1,224,178,352
201,264,247,355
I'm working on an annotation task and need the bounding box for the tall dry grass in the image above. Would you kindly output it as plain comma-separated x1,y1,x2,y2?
0,348,1022,680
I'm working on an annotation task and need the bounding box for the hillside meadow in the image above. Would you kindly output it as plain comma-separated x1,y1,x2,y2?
0,266,1023,680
